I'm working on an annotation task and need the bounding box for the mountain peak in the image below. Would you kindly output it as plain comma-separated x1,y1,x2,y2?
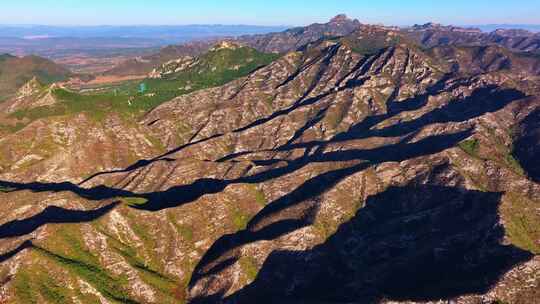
329,14,353,24
210,40,242,51
16,76,43,98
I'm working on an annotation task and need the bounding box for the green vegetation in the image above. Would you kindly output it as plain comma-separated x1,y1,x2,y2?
239,256,259,282
232,207,250,231
176,224,194,242
459,138,480,156
505,153,525,175
250,185,268,207
0,122,26,134
502,193,540,254
38,275,70,304
13,265,73,304
8,46,279,128
121,196,149,206
167,212,194,242
13,270,38,304
133,46,279,109
38,228,137,304
107,236,180,304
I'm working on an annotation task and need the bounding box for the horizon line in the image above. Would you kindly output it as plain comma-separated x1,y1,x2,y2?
1,22,540,28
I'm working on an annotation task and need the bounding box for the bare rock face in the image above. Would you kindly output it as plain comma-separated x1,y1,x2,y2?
15,77,42,98
0,27,539,304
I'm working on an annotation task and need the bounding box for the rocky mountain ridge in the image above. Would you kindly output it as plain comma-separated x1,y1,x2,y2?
0,20,538,304
104,15,540,79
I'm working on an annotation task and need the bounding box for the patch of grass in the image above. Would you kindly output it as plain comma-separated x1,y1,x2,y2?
129,46,279,110
250,185,267,207
38,276,70,304
239,256,259,282
166,212,194,243
35,245,136,304
177,224,194,243
145,134,166,152
459,138,480,156
13,270,38,304
124,212,162,271
39,228,137,303
232,207,250,231
502,193,540,254
505,154,525,175
121,196,149,206
0,122,26,134
114,243,178,301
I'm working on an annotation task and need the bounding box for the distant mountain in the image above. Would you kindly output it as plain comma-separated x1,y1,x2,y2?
403,22,540,53
474,24,540,33
105,14,363,76
0,25,290,72
104,40,215,76
236,14,362,53
0,54,72,101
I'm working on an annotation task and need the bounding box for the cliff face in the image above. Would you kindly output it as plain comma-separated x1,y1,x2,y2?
0,27,539,304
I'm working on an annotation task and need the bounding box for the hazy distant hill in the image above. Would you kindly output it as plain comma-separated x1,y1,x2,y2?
0,54,72,101
0,25,290,73
0,25,289,40
474,24,540,33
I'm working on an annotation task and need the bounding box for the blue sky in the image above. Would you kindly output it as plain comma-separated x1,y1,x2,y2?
1,0,539,26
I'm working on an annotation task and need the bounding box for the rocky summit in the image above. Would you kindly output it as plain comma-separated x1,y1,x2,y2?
0,15,539,304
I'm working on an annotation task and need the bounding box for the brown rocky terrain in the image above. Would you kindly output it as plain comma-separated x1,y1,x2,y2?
0,21,538,304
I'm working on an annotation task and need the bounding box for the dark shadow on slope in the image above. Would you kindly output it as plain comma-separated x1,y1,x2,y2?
279,86,526,152
78,48,383,185
188,130,472,290
192,186,532,304
0,180,136,200
78,157,177,185
0,240,33,263
137,129,472,212
513,108,540,183
0,129,471,214
0,202,119,239
0,84,526,214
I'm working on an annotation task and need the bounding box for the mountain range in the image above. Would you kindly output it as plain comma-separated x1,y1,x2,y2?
0,14,538,304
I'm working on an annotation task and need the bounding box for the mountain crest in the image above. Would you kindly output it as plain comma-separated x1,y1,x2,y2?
16,76,43,98
210,40,242,51
328,14,360,25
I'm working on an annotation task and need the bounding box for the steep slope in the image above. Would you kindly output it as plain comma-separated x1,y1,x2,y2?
0,28,538,304
0,54,72,102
